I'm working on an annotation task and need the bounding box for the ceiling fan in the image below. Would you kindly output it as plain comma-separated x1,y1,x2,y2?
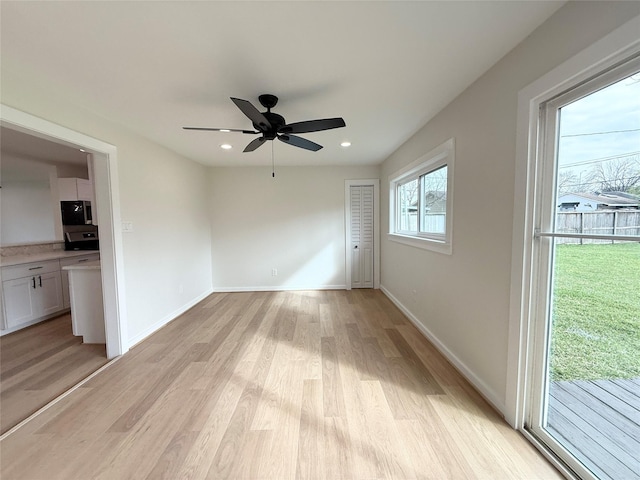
183,94,346,152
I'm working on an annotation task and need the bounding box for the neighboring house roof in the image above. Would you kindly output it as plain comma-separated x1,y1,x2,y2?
558,192,640,208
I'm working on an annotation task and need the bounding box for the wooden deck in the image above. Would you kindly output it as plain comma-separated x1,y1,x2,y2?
548,378,640,480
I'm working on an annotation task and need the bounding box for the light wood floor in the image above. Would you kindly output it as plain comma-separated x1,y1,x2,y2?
0,290,561,479
0,314,108,435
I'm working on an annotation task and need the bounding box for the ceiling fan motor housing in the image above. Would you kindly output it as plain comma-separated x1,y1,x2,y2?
255,112,285,140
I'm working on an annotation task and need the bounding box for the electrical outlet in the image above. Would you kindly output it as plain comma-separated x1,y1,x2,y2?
272,268,278,276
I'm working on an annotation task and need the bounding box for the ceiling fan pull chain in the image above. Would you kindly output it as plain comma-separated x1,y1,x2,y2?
271,141,275,178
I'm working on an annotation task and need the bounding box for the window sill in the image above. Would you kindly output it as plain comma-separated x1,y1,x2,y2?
387,233,452,255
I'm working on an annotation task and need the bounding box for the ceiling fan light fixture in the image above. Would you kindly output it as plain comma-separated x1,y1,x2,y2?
220,143,232,150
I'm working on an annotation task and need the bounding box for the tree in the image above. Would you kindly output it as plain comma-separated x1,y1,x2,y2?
591,156,640,193
558,171,578,195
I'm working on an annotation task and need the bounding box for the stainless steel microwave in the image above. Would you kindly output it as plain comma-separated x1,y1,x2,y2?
60,201,92,225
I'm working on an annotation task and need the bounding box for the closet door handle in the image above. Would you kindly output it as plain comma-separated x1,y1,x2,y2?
39,276,42,287
32,277,37,289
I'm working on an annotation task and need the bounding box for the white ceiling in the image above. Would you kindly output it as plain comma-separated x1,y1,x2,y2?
1,126,88,166
0,1,563,167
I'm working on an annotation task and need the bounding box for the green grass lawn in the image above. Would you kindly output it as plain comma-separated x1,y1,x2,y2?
550,242,640,381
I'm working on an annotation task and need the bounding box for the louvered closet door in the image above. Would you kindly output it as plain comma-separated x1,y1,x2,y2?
350,185,374,288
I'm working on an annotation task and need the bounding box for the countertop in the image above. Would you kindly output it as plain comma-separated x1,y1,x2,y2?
62,260,101,271
0,250,100,267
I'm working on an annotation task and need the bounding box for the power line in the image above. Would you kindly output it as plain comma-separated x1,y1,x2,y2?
558,151,640,169
561,128,640,138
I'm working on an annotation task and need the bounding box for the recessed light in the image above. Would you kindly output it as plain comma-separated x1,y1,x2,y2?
220,129,231,133
79,149,86,152
220,144,232,150
340,141,351,148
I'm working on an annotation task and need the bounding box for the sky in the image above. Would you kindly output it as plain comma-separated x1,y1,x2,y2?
557,71,640,184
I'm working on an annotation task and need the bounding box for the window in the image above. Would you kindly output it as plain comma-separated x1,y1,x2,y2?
389,138,454,253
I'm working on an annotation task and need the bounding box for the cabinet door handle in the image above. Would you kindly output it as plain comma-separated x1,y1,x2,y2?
28,266,43,270
39,276,42,287
32,277,37,289
78,259,89,263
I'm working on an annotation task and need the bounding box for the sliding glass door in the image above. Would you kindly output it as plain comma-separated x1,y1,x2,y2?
527,56,640,480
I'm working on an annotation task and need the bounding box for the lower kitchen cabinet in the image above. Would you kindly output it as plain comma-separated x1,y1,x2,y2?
1,259,64,331
59,254,100,308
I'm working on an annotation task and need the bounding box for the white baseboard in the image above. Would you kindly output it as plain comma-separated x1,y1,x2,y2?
127,288,213,348
380,284,507,417
212,284,346,293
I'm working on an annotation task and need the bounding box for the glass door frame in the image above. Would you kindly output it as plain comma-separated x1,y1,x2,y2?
527,55,640,480
506,17,640,480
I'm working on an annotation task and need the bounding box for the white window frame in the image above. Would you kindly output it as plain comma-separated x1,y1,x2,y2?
388,138,454,254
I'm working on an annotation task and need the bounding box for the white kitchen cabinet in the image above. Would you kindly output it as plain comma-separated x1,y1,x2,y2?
1,260,64,330
64,261,104,343
58,177,93,201
2,277,34,328
60,254,100,308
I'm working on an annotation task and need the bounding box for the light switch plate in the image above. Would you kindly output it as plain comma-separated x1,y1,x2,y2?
122,221,134,232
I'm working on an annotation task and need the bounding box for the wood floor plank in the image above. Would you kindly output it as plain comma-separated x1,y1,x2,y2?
385,328,444,395
396,419,452,480
357,380,417,479
321,336,346,418
173,361,253,480
0,290,562,480
0,314,108,434
296,379,324,480
318,303,335,337
323,416,355,479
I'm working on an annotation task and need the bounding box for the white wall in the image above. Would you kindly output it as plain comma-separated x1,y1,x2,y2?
379,1,640,412
56,163,88,179
1,74,213,346
1,153,60,244
209,166,379,291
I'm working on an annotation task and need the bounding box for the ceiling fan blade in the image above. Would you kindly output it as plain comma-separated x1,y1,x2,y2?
230,97,272,131
278,117,345,134
182,127,260,134
278,134,323,152
244,137,267,152
183,127,258,134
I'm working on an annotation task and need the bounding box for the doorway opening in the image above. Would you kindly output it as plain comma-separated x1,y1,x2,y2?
0,105,128,435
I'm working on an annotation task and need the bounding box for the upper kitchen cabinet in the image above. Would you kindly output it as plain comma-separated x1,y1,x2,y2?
58,178,93,202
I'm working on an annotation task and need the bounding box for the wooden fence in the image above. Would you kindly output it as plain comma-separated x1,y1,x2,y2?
556,211,640,244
